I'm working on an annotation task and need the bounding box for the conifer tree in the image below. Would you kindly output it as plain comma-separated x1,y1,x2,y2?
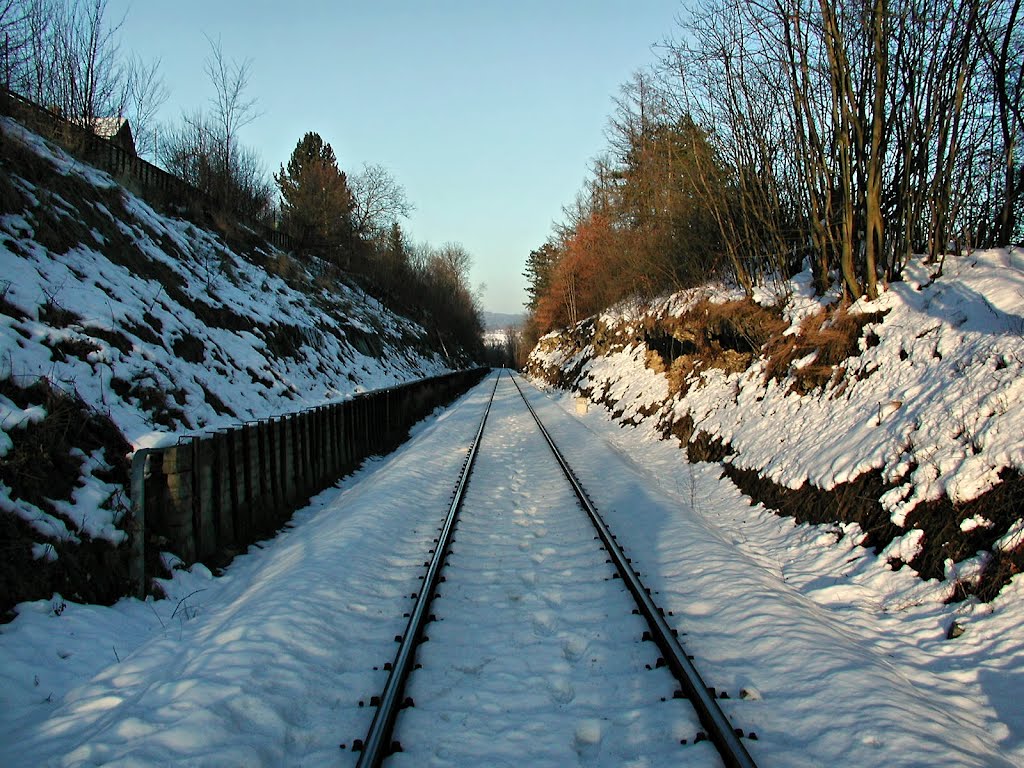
275,132,354,248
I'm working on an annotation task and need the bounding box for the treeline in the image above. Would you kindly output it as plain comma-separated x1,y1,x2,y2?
1,0,484,359
523,0,1022,351
274,132,484,358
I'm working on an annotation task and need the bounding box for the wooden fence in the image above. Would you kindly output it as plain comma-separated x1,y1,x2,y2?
128,369,488,595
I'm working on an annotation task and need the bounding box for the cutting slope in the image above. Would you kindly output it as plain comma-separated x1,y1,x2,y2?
0,115,452,611
527,250,1024,598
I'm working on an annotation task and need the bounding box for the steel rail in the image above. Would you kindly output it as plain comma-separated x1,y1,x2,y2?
509,373,758,768
354,371,501,767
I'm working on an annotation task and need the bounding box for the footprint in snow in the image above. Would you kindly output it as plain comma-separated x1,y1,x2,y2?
574,719,603,760
531,610,557,636
561,635,587,661
541,590,564,607
548,677,576,705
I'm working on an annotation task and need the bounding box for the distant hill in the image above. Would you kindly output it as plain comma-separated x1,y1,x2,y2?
483,311,525,330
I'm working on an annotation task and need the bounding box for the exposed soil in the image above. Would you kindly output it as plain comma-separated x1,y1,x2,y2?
903,469,1024,600
722,464,902,555
0,377,133,621
531,297,1023,602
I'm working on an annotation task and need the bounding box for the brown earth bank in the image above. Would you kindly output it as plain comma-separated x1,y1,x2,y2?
526,296,1024,602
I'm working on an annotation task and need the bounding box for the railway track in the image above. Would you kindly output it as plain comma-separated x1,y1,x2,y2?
350,370,758,767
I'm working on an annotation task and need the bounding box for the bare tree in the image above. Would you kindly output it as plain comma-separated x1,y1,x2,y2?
661,0,798,292
124,53,168,159
431,241,473,290
502,325,521,367
8,0,58,104
659,0,1012,299
980,0,1024,245
1,0,30,88
231,141,275,221
349,162,413,238
203,34,260,201
5,0,130,123
413,241,484,355
158,108,218,189
61,0,127,124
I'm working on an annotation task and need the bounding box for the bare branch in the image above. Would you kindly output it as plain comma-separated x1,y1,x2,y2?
350,162,413,237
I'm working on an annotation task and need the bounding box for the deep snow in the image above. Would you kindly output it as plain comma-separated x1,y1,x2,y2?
1,99,1022,766
394,376,704,766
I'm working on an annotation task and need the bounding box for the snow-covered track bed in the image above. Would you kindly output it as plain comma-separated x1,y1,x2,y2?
5,371,1011,766
354,371,756,767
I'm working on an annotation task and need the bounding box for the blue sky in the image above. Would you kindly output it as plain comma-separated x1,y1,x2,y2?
107,1,684,314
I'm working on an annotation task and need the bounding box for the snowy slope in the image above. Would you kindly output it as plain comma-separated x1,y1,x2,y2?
528,249,1024,593
0,384,495,767
2,94,1022,767
0,115,450,596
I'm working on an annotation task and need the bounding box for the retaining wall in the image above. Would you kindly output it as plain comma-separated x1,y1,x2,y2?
129,368,488,594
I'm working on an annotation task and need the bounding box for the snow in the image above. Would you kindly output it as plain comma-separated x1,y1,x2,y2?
0,385,493,766
0,115,451,552
2,91,1023,766
961,515,995,533
1,372,1019,765
393,379,703,765
1,484,76,542
881,528,925,564
529,378,1024,764
523,249,1024,763
995,520,1024,553
532,249,1024,533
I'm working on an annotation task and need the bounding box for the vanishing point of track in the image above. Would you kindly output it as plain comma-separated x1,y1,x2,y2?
352,370,758,768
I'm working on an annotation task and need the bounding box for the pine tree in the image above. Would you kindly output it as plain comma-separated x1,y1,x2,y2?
523,242,560,313
275,132,354,248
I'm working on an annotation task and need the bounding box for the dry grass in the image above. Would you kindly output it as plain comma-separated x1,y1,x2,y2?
37,296,82,329
644,348,667,374
666,356,699,395
171,332,206,364
48,336,101,363
108,377,187,428
645,298,787,396
0,376,133,620
0,153,27,213
263,251,306,285
764,304,888,394
0,378,91,505
0,279,28,322
264,323,309,360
